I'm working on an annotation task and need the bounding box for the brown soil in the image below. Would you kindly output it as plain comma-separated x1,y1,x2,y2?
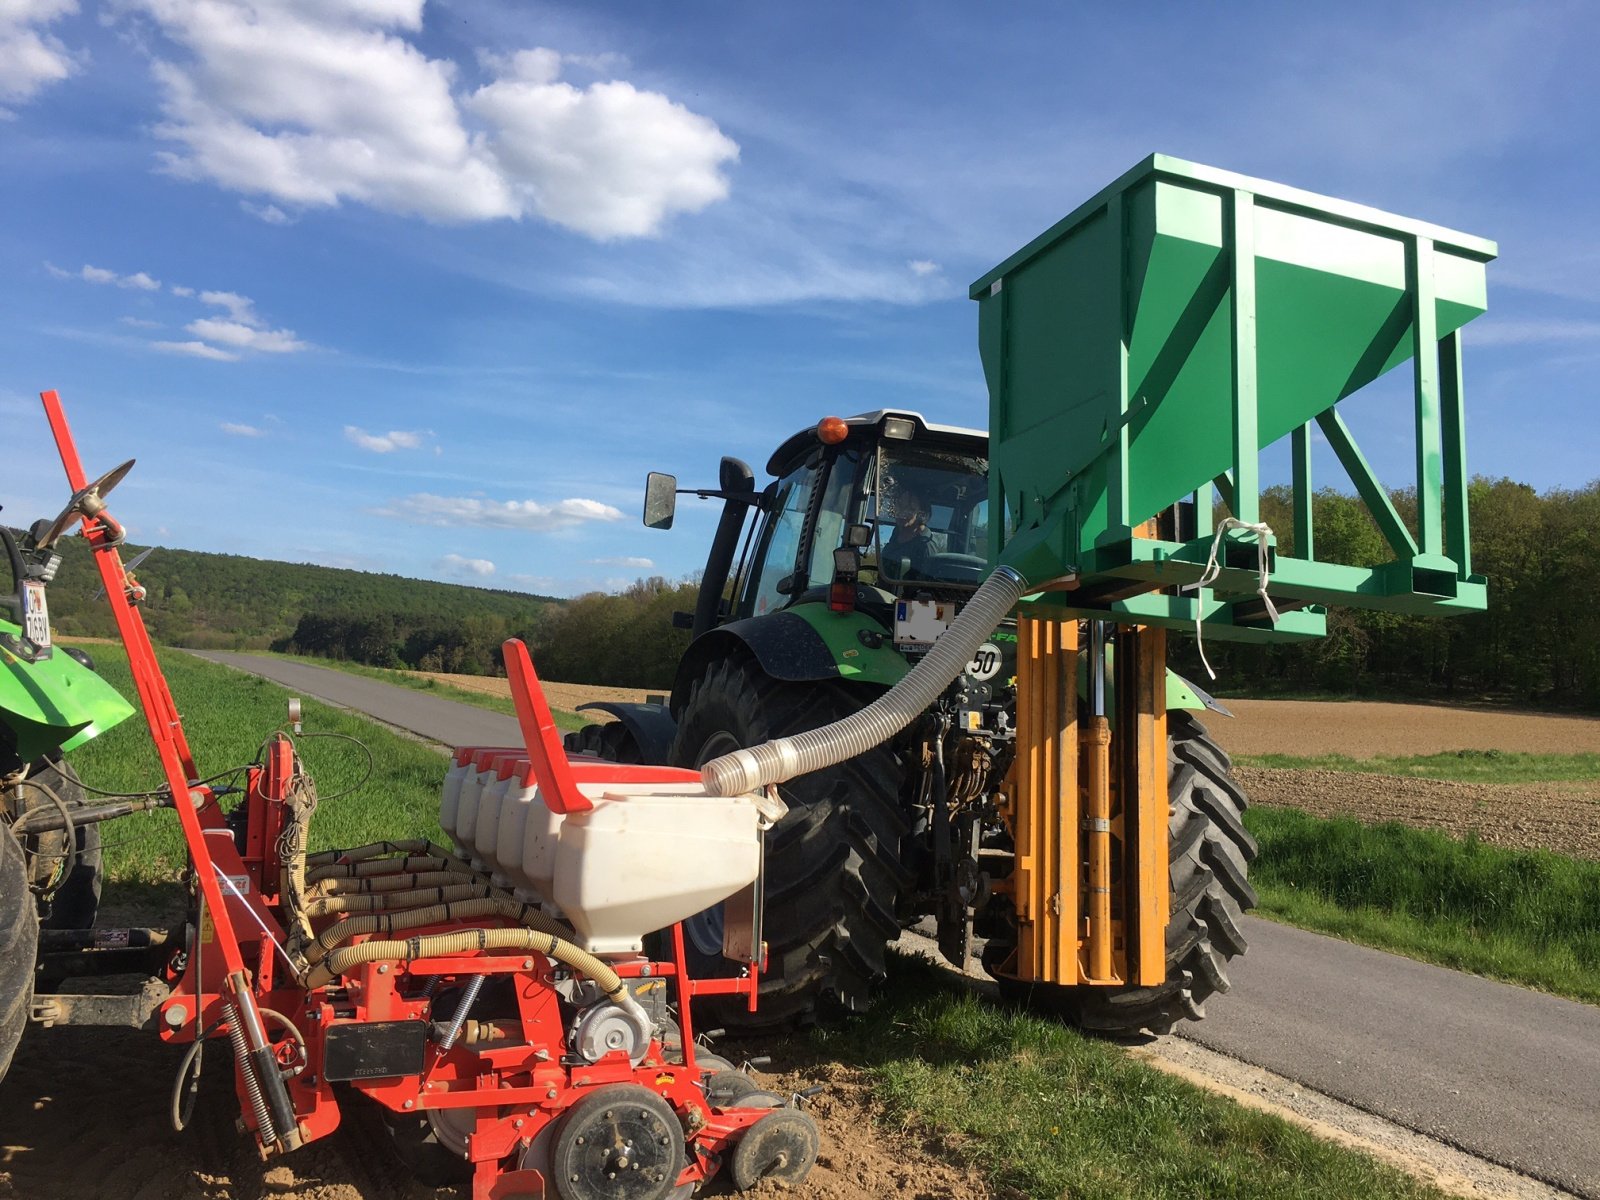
406,673,655,721
1239,766,1600,860
1210,697,1600,759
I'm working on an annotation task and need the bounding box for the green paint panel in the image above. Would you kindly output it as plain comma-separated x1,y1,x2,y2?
784,603,910,687
0,620,136,761
974,155,1495,642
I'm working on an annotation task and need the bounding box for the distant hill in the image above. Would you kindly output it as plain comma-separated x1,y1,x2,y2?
41,538,559,667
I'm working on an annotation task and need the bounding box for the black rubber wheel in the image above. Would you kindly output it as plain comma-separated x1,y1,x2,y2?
669,656,910,1029
703,1069,759,1108
28,760,101,931
563,722,643,764
1,820,38,1083
728,1107,820,1191
550,1083,684,1200
381,1108,472,1187
993,710,1257,1035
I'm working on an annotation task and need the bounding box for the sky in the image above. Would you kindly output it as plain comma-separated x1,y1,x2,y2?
2,1,1597,597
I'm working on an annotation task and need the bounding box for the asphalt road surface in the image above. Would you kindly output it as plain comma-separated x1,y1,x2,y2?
192,651,1600,1197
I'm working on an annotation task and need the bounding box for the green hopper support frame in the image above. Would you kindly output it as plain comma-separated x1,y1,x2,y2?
973,154,1496,642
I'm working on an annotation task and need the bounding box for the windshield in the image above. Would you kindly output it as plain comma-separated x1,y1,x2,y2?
871,445,990,588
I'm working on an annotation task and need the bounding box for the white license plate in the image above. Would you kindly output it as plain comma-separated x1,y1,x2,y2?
22,581,50,648
894,599,952,649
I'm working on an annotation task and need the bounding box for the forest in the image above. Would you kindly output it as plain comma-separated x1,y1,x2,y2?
28,475,1600,708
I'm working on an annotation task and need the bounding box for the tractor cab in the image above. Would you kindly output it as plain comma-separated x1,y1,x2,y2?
650,410,991,648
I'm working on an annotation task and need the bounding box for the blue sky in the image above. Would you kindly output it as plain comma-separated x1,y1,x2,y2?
2,1,1596,596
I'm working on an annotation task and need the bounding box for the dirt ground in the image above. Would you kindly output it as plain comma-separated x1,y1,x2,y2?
0,1024,987,1200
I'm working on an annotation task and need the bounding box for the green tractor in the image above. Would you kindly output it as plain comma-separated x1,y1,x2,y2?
566,409,1255,1034
0,499,138,1081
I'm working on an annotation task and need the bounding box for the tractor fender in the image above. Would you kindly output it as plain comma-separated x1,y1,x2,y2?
574,701,678,765
670,607,907,715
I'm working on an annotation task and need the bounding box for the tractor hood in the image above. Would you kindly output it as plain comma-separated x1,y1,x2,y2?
0,621,135,763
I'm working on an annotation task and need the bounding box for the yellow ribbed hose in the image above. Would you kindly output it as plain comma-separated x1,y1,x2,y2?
305,855,450,884
311,870,482,897
306,839,436,868
304,929,636,1017
305,882,494,918
306,897,571,964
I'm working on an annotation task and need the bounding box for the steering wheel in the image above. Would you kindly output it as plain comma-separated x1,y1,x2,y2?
36,458,135,549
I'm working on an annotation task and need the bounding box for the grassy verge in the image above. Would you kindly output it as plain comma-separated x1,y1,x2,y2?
1247,806,1600,1004
257,651,588,731
71,646,443,885
1239,749,1600,785
812,953,1445,1199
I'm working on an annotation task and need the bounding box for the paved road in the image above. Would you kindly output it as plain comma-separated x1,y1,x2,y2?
1179,918,1600,1197
193,651,1600,1196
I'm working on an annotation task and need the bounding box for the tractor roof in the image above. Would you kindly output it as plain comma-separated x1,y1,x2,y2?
766,409,988,476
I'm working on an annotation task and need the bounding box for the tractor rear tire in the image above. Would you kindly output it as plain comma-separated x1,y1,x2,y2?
669,657,910,1029
1,820,38,1083
996,710,1257,1035
563,721,643,764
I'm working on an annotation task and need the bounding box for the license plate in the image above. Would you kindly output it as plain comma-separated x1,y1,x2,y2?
894,599,952,649
22,581,50,648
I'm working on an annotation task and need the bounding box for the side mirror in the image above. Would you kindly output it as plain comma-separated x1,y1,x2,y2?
643,472,677,530
846,523,872,548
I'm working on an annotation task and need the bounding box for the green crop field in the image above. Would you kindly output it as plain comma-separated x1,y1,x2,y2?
69,645,445,886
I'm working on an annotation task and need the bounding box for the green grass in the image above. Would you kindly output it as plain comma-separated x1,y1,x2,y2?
1247,806,1600,1004
1239,749,1600,785
809,953,1445,1200
71,646,445,885
259,650,589,731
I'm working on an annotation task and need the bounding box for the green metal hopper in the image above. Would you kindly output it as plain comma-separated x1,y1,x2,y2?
973,154,1496,642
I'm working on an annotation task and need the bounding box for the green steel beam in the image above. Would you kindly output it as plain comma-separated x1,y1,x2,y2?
1439,331,1472,575
1291,423,1314,560
1314,408,1420,559
1409,236,1444,556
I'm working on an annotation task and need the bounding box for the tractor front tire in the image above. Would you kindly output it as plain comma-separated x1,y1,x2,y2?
669,657,910,1028
1,820,38,1083
998,710,1257,1035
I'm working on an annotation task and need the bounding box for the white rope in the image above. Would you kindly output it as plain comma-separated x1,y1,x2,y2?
1183,517,1280,680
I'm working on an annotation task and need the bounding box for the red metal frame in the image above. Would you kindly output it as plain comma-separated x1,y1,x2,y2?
38,392,783,1199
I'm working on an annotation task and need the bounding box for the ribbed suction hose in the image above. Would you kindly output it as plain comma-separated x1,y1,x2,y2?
701,565,1029,796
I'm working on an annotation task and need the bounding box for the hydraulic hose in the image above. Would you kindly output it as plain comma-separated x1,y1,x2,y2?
310,869,481,897
306,896,572,964
305,927,649,1034
306,839,434,868
701,564,1029,795
304,882,494,918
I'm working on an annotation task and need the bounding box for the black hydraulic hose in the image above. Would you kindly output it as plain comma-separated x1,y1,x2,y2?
170,1017,226,1132
11,793,174,836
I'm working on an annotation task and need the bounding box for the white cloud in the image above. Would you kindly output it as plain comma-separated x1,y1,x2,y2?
376,493,623,531
241,199,292,224
220,421,265,436
1470,317,1600,348
344,425,422,453
119,316,161,329
153,339,238,361
467,51,739,240
187,317,305,352
587,556,653,569
907,259,940,276
127,2,737,238
438,552,495,578
170,284,194,297
198,289,258,324
49,262,162,290
0,0,79,111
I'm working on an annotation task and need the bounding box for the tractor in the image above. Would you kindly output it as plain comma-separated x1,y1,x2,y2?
567,154,1497,1038
567,409,1252,1034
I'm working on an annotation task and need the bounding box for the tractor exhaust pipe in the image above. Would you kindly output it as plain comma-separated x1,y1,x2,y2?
701,565,1028,795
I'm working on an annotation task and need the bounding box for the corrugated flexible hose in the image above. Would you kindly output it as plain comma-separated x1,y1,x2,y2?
701,565,1028,796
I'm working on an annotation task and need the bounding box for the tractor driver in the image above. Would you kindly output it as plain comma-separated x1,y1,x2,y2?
883,484,946,578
